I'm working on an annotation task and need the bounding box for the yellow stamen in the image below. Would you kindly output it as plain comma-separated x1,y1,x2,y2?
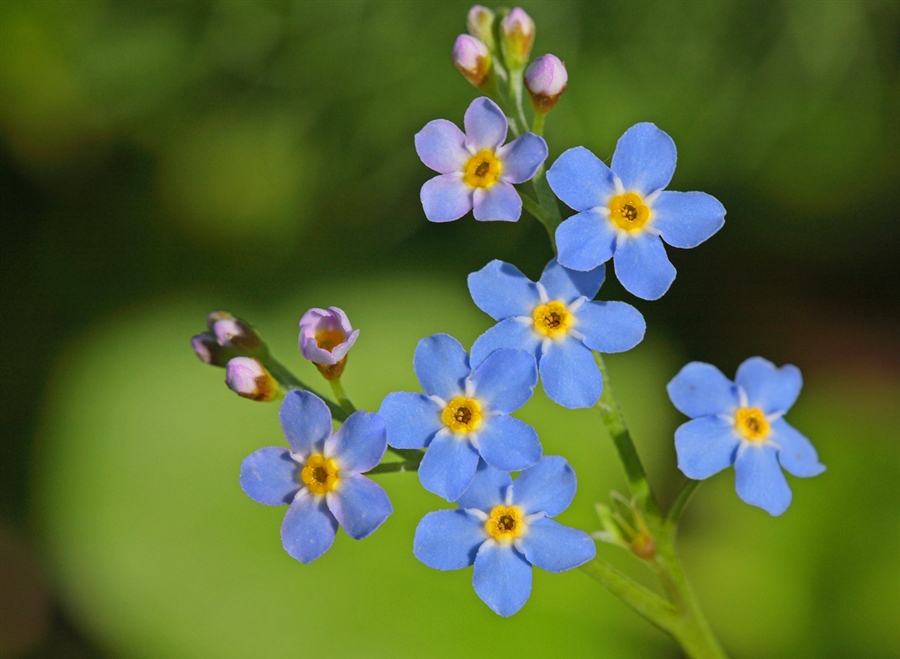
463,150,502,188
734,407,770,443
608,192,651,232
315,329,345,352
532,300,573,339
485,505,526,543
301,454,340,495
441,397,483,434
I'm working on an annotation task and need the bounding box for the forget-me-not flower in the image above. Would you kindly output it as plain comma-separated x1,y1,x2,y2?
667,357,825,516
414,457,596,617
415,97,548,223
240,390,392,563
378,334,541,502
547,122,726,300
469,258,645,409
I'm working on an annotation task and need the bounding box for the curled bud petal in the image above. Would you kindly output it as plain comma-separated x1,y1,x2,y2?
500,7,535,71
212,316,264,353
466,5,496,52
206,310,233,331
299,307,359,366
525,54,568,113
225,357,281,402
452,34,492,88
192,332,230,367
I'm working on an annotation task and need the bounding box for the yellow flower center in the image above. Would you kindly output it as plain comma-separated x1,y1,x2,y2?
609,192,651,232
485,505,526,543
532,300,573,338
315,329,345,352
301,454,340,495
463,149,502,188
441,397,483,434
734,407,770,443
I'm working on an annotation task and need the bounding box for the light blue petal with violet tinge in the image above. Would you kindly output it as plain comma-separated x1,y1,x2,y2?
473,542,533,617
464,97,508,152
496,132,548,183
476,415,542,472
734,443,792,516
520,518,596,573
470,319,541,369
614,232,676,300
418,431,481,502
239,447,299,506
473,180,521,222
652,191,725,249
540,339,603,409
281,491,338,563
735,357,803,415
575,300,645,354
547,146,615,211
421,174,473,223
325,411,386,474
510,455,577,517
556,209,618,272
471,348,537,414
378,392,443,449
610,122,677,196
457,460,511,512
279,390,333,457
667,361,739,418
674,416,741,480
771,418,826,478
413,509,485,570
326,474,392,540
414,119,470,174
413,334,470,401
468,260,540,321
539,259,606,304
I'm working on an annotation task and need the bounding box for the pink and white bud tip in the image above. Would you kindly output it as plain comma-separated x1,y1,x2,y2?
299,307,359,380
225,357,281,402
499,7,535,70
525,54,568,113
466,5,496,51
453,34,492,88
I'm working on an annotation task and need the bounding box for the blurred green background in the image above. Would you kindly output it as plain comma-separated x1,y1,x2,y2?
1,1,898,657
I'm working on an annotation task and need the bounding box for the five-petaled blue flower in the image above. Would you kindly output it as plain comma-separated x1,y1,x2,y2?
415,96,548,223
240,390,392,563
547,122,726,300
469,258,646,409
378,334,541,502
414,457,596,617
667,357,825,516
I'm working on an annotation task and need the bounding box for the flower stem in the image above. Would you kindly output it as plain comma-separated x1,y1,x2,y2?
580,557,678,632
329,378,356,416
369,452,423,475
665,479,701,528
261,357,348,422
532,111,546,137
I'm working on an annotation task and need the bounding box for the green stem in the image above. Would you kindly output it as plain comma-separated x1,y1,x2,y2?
666,479,701,528
508,69,530,133
580,558,678,633
262,357,347,422
389,447,425,461
329,378,356,416
532,111,546,137
367,456,422,475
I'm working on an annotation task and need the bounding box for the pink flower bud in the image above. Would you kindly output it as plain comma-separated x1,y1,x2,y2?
453,34,492,88
299,307,359,366
192,332,230,367
225,357,281,402
500,7,535,70
466,5,496,51
525,54,568,113
211,315,264,353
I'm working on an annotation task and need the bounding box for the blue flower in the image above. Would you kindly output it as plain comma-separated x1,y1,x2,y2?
239,390,392,563
378,334,541,502
547,122,726,300
414,457,596,617
667,357,825,516
415,97,548,223
469,258,645,409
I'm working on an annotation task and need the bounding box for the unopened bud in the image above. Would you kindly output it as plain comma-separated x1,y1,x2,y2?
466,5,496,52
525,54,567,113
212,315,265,354
225,357,281,402
206,310,233,331
500,7,535,71
453,35,492,88
592,493,656,561
192,332,231,367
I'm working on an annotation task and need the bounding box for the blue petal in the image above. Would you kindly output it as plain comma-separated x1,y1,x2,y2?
472,542,533,617
414,119,470,174
414,510,486,570
421,174,473,223
413,334,470,401
509,455,576,517
556,209,617,271
667,362,739,418
734,444,792,516
280,492,338,563
468,260,540,321
735,357,803,415
326,411,386,474
378,392,443,449
539,339,603,409
239,447,299,506
538,259,606,303
613,232,676,300
470,319,541,369
496,132,548,183
418,431,481,502
279,390,333,456
674,416,741,480
610,122,677,196
771,419,826,478
520,518,595,573
476,415,542,472
464,97,507,151
473,181,521,222
471,348,537,414
326,474,392,540
457,460,511,512
652,191,725,249
546,146,615,212
575,300,645,354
